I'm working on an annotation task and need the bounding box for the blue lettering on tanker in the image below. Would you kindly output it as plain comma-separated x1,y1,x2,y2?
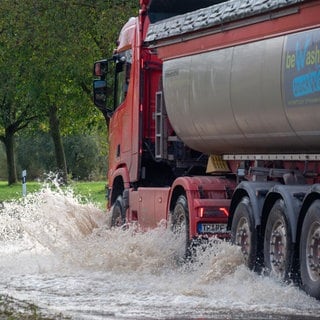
283,29,320,107
293,69,320,98
295,37,310,72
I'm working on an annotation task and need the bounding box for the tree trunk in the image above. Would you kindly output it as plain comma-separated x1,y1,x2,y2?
3,130,17,185
48,105,68,184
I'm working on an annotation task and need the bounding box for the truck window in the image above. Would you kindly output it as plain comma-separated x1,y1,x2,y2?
115,50,132,108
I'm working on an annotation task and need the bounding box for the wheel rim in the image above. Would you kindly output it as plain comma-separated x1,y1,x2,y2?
112,206,123,227
269,218,287,276
235,217,251,262
113,214,122,227
306,221,320,282
173,204,186,231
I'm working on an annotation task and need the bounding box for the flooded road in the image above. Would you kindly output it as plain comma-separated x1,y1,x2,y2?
0,186,320,319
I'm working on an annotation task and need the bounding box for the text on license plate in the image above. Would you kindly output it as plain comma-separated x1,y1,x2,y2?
198,223,227,234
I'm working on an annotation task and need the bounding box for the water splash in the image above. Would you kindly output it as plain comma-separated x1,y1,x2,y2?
0,184,104,273
0,185,319,319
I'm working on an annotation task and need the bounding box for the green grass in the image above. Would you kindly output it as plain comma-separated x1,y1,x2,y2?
0,180,107,209
0,181,41,202
0,294,69,319
70,181,107,209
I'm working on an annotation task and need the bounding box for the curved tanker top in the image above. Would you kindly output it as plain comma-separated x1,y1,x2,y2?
145,0,304,43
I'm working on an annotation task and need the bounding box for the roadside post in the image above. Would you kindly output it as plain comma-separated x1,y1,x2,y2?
22,170,27,197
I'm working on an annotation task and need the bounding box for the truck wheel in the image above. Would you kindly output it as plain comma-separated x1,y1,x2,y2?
300,200,320,299
110,195,126,227
172,195,190,258
231,197,258,270
264,199,293,281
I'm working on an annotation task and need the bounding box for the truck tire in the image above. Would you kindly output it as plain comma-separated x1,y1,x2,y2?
300,200,320,299
231,196,258,270
110,195,126,227
264,199,293,281
172,195,191,258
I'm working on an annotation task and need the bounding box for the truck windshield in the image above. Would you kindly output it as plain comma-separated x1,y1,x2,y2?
114,50,132,108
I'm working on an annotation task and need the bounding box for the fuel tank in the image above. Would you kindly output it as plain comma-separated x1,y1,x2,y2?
163,27,320,154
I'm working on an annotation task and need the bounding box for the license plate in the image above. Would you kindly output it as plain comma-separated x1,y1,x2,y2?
198,223,227,234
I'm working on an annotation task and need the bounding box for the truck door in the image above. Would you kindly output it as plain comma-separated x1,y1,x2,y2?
109,49,140,183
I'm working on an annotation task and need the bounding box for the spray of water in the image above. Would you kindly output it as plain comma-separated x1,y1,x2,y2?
0,183,319,319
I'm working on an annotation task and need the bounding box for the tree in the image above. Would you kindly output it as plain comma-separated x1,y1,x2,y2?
0,96,37,185
0,0,139,184
0,2,44,184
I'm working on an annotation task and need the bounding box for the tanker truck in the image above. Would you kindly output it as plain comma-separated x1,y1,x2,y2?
93,0,320,299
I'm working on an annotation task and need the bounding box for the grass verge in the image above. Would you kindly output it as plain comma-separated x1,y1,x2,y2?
0,181,41,202
0,294,68,320
70,180,107,209
0,180,107,209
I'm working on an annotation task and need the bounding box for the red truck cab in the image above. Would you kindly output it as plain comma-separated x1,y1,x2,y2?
93,0,234,245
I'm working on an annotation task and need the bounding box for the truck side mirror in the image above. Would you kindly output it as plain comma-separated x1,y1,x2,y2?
94,60,108,78
93,59,115,116
93,80,107,110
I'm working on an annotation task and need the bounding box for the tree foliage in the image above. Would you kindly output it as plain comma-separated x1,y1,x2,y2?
15,133,107,180
0,0,139,184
